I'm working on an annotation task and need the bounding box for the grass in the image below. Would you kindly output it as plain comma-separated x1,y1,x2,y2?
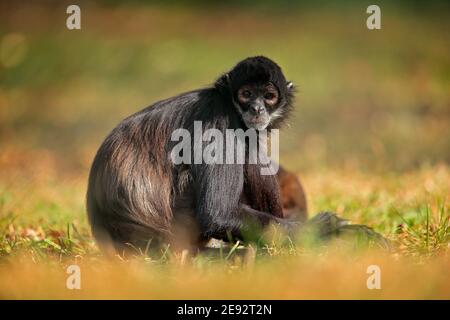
0,154,448,298
0,3,449,299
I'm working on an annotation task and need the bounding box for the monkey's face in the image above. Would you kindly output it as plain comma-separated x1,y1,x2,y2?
215,56,294,129
235,82,281,130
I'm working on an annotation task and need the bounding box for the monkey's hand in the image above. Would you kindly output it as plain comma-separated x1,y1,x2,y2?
302,212,392,251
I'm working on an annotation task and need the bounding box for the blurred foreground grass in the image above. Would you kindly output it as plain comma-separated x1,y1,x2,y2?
0,2,449,299
1,250,449,299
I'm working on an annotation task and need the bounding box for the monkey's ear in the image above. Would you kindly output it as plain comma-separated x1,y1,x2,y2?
215,73,232,95
286,81,294,91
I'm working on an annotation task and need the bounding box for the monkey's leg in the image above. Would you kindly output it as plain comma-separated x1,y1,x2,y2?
277,166,308,221
243,163,284,218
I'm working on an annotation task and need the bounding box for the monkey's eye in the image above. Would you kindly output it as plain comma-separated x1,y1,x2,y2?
264,92,275,100
263,91,279,106
238,88,253,103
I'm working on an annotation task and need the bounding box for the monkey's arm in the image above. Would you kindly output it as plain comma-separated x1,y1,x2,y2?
239,203,300,227
239,208,390,250
192,162,297,240
192,163,245,239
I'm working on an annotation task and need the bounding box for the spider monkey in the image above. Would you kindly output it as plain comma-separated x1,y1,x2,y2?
87,56,388,254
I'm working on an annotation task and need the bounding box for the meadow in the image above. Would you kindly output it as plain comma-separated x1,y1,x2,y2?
0,2,449,299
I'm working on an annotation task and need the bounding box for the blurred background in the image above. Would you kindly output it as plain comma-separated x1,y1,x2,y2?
0,0,449,176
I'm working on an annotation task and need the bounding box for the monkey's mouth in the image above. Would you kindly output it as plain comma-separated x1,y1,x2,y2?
243,115,270,130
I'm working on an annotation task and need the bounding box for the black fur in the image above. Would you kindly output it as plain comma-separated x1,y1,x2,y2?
87,56,296,253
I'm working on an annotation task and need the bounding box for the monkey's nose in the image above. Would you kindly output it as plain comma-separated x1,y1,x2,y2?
250,105,265,115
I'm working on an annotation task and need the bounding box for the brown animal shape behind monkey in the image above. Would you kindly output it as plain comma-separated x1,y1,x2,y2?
277,166,308,222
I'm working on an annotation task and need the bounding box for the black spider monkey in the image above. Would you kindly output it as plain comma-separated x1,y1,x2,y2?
87,56,388,254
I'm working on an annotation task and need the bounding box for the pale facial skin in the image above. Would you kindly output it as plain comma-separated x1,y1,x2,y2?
235,82,280,130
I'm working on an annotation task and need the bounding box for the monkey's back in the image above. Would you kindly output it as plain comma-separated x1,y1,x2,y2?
86,91,204,251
